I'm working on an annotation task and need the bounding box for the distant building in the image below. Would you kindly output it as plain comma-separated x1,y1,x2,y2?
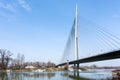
25,66,36,69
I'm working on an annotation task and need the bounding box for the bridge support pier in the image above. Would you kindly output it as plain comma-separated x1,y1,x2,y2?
74,64,76,70
74,63,79,71
77,63,79,71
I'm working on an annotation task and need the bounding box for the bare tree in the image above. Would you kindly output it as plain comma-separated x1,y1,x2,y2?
10,53,25,70
0,49,12,70
20,54,25,69
47,61,55,68
47,61,51,68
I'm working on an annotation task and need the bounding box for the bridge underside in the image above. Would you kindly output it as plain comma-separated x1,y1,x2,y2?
57,50,120,66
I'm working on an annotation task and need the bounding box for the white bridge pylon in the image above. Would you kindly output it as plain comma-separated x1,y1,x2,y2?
74,4,79,61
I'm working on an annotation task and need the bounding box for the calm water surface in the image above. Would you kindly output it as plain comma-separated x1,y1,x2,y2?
0,69,117,80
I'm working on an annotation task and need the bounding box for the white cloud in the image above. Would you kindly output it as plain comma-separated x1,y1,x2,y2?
0,0,31,12
0,0,31,22
0,2,16,22
17,0,31,11
0,2,15,12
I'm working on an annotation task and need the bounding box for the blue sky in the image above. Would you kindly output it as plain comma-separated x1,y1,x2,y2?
0,0,120,66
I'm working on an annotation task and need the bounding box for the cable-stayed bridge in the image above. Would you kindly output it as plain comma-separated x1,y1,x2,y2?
57,5,120,68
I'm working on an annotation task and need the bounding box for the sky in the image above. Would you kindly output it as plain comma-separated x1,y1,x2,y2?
0,0,120,66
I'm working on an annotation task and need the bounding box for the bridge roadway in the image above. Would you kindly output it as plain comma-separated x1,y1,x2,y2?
57,50,120,66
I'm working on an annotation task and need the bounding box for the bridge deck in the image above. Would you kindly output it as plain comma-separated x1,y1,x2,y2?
57,50,120,66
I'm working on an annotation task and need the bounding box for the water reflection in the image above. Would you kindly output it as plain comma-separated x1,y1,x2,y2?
61,71,89,80
0,72,8,80
0,70,120,80
60,70,120,80
22,72,55,79
0,72,55,80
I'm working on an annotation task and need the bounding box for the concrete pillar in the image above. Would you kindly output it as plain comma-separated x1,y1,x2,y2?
67,60,69,67
74,64,76,69
77,63,79,70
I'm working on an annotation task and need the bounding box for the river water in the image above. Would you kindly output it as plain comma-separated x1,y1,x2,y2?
0,69,119,80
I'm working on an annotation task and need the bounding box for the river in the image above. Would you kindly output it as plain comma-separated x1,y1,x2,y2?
0,69,119,80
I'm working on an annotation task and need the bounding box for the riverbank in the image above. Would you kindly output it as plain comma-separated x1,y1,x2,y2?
112,69,120,76
0,67,65,72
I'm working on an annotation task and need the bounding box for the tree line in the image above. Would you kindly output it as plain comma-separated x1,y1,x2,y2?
0,49,56,70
